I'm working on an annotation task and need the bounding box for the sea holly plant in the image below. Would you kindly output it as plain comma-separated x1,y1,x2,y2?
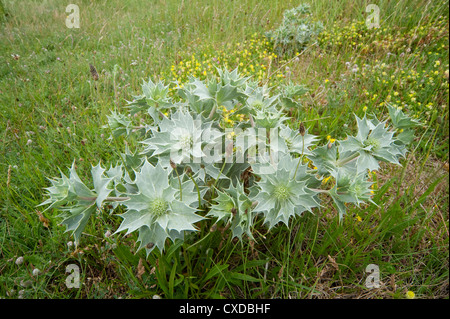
115,160,203,254
39,67,420,255
265,3,324,56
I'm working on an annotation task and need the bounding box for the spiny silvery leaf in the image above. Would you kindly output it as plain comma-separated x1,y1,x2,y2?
140,110,205,165
136,223,184,255
91,163,115,208
105,164,124,185
308,143,339,176
141,110,223,167
246,93,279,114
141,78,172,108
39,162,95,210
190,69,247,110
208,181,255,240
329,170,375,220
286,3,311,18
308,143,357,177
177,81,215,116
279,82,308,108
176,161,231,184
215,82,243,110
253,108,288,129
217,67,251,89
208,190,235,222
395,129,415,146
169,174,207,208
252,152,320,188
219,162,252,187
125,94,149,116
40,163,101,245
104,164,126,209
59,204,97,245
267,4,323,55
39,170,75,211
67,163,97,199
278,124,318,156
116,160,204,253
123,144,145,173
105,111,132,138
243,79,272,101
386,103,422,130
188,77,214,101
386,103,421,147
339,114,405,173
252,156,320,229
228,127,270,164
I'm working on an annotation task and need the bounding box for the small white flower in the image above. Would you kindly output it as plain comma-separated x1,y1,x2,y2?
104,230,111,238
67,241,73,248
32,268,41,276
26,139,33,146
15,256,24,265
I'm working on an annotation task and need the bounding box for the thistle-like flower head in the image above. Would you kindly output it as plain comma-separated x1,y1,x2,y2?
339,114,406,173
141,78,171,108
141,110,222,167
278,124,318,156
253,108,288,129
117,159,203,253
252,154,320,229
208,181,254,239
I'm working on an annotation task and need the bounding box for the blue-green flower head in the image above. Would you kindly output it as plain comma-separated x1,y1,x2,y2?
142,78,171,107
140,111,209,166
278,124,318,156
252,156,320,229
208,181,254,240
116,159,203,253
254,108,288,129
339,114,407,173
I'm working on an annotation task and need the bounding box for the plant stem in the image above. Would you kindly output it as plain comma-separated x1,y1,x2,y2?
174,168,183,201
337,152,360,167
293,134,305,179
211,160,227,198
79,196,130,202
188,171,202,210
208,104,217,120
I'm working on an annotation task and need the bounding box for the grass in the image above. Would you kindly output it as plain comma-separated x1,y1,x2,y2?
0,0,448,299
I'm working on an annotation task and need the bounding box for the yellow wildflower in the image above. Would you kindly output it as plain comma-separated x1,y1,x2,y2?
406,291,415,299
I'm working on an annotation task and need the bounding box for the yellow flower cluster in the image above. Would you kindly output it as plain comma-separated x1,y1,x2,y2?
161,33,286,88
359,58,449,121
318,15,448,58
326,135,336,143
219,105,246,128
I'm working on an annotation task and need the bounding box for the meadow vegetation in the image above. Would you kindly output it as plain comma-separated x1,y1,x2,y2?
0,0,448,299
